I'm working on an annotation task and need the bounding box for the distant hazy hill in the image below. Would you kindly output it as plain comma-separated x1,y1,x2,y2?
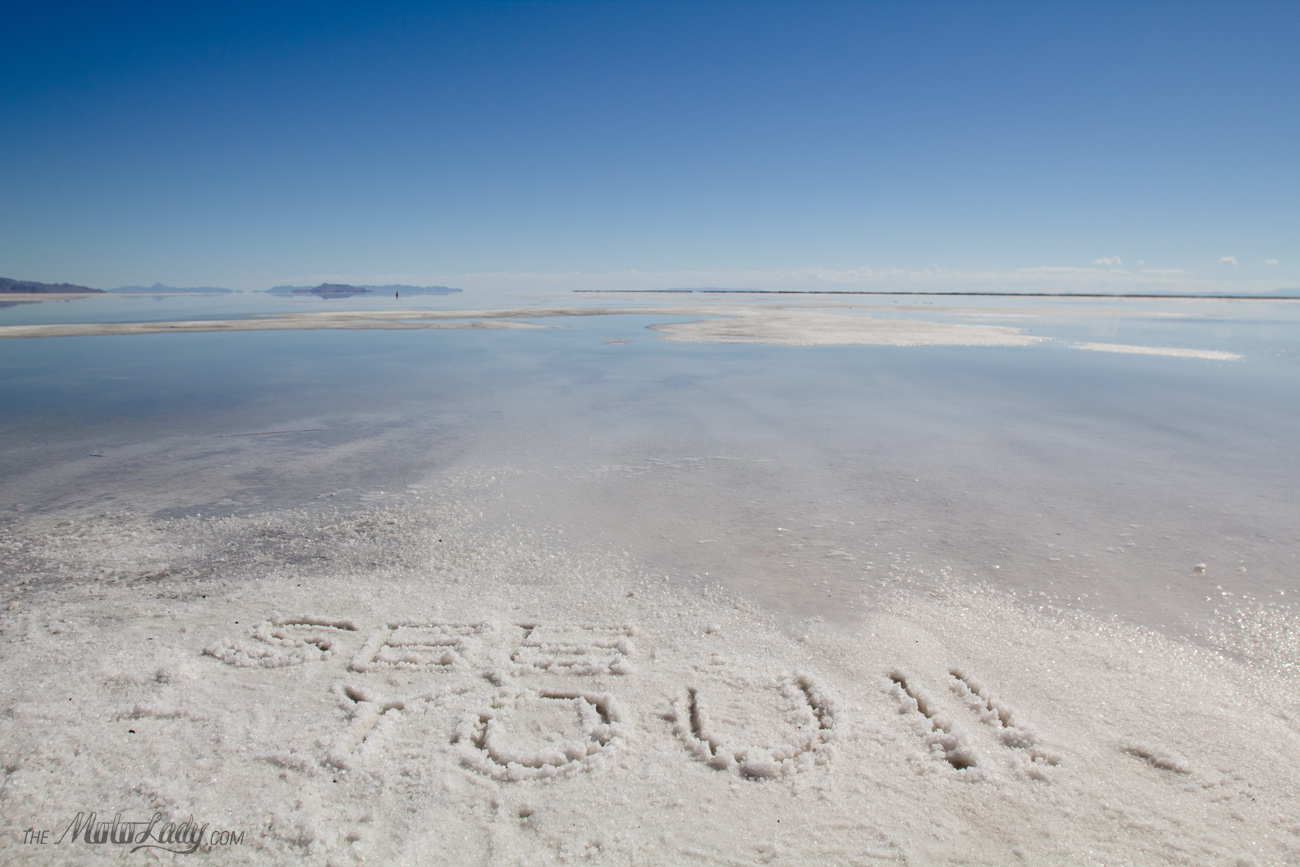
268,283,462,298
110,283,234,294
268,283,372,298
1260,287,1300,298
1,277,104,294
364,284,462,295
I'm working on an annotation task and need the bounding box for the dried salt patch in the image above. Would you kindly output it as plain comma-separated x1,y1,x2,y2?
0,316,554,339
649,308,1041,347
1071,342,1243,361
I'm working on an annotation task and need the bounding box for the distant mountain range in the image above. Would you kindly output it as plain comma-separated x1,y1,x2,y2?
267,283,463,298
3,277,467,298
1,277,104,294
110,283,235,294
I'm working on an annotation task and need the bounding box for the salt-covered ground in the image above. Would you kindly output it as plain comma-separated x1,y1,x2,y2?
0,303,1038,346
1,484,1298,865
2,295,1298,864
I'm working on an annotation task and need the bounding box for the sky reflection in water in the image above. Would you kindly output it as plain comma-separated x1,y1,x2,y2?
1,294,1296,643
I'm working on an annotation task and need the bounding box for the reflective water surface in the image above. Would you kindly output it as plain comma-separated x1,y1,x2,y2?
2,292,1297,643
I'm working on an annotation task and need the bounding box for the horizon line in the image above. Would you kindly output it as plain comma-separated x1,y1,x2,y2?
573,289,1299,300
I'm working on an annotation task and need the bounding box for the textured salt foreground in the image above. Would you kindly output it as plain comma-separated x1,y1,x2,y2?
2,494,1299,866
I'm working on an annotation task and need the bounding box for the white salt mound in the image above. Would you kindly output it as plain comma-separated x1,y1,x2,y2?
1070,342,1243,361
649,308,1042,347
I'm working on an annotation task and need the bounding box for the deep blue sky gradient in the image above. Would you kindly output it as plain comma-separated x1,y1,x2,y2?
1,1,1296,291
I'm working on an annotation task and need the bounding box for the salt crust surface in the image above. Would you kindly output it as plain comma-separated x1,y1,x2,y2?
643,308,1041,347
0,305,1251,356
2,497,1298,866
1071,342,1244,361
0,317,552,339
0,305,1037,347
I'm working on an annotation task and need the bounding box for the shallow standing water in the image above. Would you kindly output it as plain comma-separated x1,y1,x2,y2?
3,293,1297,637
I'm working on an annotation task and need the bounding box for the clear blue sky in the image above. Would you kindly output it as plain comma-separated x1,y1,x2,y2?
1,1,1296,292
